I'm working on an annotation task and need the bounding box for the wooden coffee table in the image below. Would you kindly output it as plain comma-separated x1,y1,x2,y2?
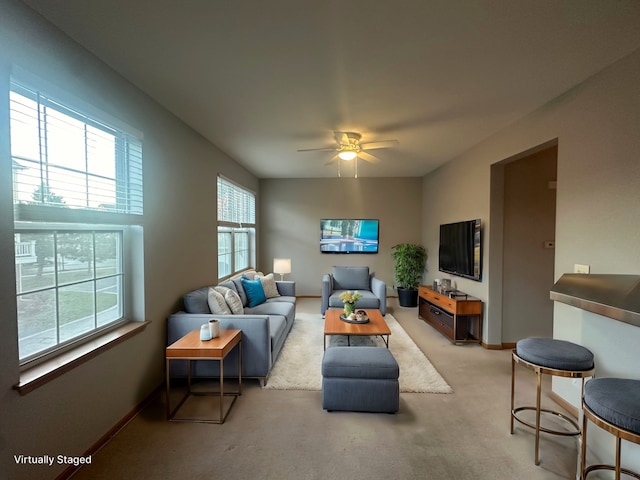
324,309,391,350
165,329,242,424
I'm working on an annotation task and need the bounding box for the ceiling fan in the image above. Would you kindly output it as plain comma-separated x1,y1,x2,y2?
297,132,399,176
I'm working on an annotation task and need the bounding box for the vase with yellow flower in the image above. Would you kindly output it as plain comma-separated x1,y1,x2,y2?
339,290,362,318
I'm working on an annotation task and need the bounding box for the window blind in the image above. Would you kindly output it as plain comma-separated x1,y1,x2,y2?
9,80,143,223
217,176,255,225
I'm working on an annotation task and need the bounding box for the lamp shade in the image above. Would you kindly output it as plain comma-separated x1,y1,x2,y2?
273,258,292,276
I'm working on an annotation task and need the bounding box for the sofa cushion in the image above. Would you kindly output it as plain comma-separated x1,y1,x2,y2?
266,296,296,304
228,278,247,306
245,300,295,325
226,289,244,314
268,315,287,351
241,270,259,280
332,266,370,291
241,278,267,307
183,287,211,314
257,273,280,299
207,287,231,314
218,279,248,307
216,286,244,314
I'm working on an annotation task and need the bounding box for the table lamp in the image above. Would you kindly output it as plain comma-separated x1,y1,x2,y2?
273,258,291,281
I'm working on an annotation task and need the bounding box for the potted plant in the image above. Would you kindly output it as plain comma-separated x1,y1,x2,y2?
392,243,427,307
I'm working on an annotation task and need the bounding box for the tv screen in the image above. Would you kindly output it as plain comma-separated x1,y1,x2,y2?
438,219,482,281
320,219,379,254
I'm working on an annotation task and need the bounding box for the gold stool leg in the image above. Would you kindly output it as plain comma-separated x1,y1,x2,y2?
581,408,588,480
535,369,542,466
616,435,622,480
510,354,516,434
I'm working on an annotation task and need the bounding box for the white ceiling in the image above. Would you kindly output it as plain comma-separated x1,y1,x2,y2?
21,0,640,178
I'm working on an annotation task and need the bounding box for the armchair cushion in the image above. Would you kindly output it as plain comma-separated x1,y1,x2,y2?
322,266,387,316
332,266,370,290
328,290,382,310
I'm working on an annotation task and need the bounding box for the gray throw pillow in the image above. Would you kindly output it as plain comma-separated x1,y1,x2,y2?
216,286,244,314
257,273,280,298
208,287,231,314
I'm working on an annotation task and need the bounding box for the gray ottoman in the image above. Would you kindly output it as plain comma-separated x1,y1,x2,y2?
322,346,399,413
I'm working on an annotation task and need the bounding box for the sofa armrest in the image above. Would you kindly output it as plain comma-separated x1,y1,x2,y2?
371,276,387,316
321,274,333,315
276,280,296,297
167,312,272,377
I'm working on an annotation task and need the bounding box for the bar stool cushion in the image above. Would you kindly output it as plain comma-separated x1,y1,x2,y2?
516,338,594,371
584,378,640,436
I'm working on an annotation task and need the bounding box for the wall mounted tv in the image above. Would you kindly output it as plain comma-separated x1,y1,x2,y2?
438,219,482,281
320,219,379,254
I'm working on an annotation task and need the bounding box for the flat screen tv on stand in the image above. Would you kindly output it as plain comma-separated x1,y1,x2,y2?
438,219,482,281
320,219,379,254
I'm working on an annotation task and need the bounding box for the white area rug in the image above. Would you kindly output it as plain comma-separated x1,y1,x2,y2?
264,312,453,393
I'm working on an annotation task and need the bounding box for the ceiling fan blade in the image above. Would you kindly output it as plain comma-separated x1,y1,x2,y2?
360,139,399,150
335,131,350,145
325,155,339,165
297,147,337,152
358,151,380,164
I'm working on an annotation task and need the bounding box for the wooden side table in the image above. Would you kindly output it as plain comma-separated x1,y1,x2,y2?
165,329,242,424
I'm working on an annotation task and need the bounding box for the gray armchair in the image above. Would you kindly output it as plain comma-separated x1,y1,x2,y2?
321,266,387,316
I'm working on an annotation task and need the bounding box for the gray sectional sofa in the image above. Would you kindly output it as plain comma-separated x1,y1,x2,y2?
167,275,296,386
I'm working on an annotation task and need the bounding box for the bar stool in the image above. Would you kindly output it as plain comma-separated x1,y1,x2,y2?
511,337,595,465
581,378,640,480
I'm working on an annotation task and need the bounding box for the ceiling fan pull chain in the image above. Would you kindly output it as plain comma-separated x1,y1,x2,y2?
296,131,398,176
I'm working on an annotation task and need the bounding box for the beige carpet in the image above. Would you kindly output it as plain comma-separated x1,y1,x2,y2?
264,312,453,393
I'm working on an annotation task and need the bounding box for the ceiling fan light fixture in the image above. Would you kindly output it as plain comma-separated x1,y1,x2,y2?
338,150,357,161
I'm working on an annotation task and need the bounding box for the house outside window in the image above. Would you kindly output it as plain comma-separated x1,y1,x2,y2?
9,72,143,365
217,176,255,279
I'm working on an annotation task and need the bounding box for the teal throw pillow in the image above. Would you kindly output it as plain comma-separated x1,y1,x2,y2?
241,278,267,307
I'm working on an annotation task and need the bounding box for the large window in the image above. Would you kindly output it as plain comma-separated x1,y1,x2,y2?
217,176,255,278
10,74,143,365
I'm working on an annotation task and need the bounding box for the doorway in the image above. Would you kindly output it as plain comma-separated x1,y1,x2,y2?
489,141,558,346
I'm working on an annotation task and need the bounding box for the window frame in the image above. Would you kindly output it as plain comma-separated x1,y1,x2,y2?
9,70,145,371
217,175,256,280
14,222,134,367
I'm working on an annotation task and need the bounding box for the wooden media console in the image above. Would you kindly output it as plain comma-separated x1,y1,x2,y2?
418,285,483,344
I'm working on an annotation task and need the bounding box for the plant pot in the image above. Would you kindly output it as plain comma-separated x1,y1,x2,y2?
397,287,419,308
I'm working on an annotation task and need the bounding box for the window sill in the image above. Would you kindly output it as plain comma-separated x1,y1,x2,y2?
13,321,150,396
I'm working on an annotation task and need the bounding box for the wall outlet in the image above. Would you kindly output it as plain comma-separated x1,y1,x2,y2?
574,264,590,274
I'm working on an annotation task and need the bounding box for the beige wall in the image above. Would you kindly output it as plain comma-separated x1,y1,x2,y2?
258,177,423,297
0,2,257,478
422,48,640,467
